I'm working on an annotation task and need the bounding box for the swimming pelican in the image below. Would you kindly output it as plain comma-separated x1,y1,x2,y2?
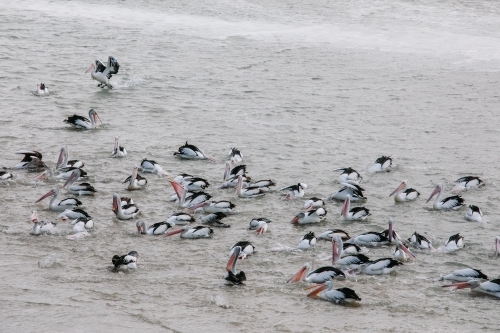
317,229,350,242
136,220,174,235
166,212,195,225
438,268,487,282
71,217,94,233
199,212,230,228
169,180,212,208
35,187,82,211
224,246,246,284
140,159,169,176
64,109,102,130
227,148,243,164
454,176,483,191
112,251,138,270
111,137,127,157
165,225,213,238
180,177,210,191
442,278,500,298
229,241,255,259
236,175,265,198
223,163,246,181
249,218,272,234
12,150,45,170
287,263,345,284
346,219,397,246
85,56,120,89
29,211,57,235
189,200,235,214
56,167,88,180
246,179,276,191
326,183,366,202
331,234,370,260
0,171,13,180
307,280,361,304
57,208,91,220
464,205,483,222
361,258,403,275
33,83,49,96
219,174,251,189
303,197,325,210
56,146,84,170
426,184,465,210
173,141,215,161
112,193,139,220
280,183,307,199
63,169,97,195
291,208,327,225
445,233,464,250
341,194,370,220
369,156,392,173
408,231,433,250
389,180,420,202
334,167,362,185
297,231,317,250
123,166,147,190
393,241,416,262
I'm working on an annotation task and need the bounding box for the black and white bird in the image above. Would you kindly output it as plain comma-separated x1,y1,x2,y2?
280,183,307,199
0,171,13,180
11,150,46,170
454,176,483,191
199,212,230,228
445,233,465,250
408,231,433,250
229,241,255,259
326,183,366,202
389,180,420,202
174,141,215,161
123,166,147,190
56,146,84,170
249,217,272,234
464,205,483,222
112,250,138,270
426,184,465,210
64,109,102,130
35,187,82,211
442,278,500,299
307,280,361,304
224,246,246,284
227,147,243,164
139,159,168,176
136,220,174,235
297,231,317,250
291,208,327,225
85,56,120,89
438,268,488,282
333,167,362,185
166,212,195,225
287,263,345,284
340,194,370,220
63,169,97,195
165,225,213,238
111,137,127,157
369,156,392,172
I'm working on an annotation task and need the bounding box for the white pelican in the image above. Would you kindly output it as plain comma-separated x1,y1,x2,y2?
445,233,464,250
249,218,272,234
123,166,147,190
287,263,345,284
85,56,120,89
464,205,483,222
33,83,49,96
199,212,230,228
246,179,275,191
57,208,91,220
426,184,465,210
224,246,246,284
438,268,488,282
227,148,243,164
173,141,215,161
389,180,420,202
71,217,94,233
408,231,433,250
56,167,88,180
189,200,235,214
165,225,213,238
111,137,127,157
229,241,255,259
331,234,369,260
180,177,210,191
361,258,403,275
120,196,134,206
136,220,174,235
223,163,246,181
140,159,168,176
369,156,392,173
297,231,317,250
35,187,82,211
29,211,57,235
393,241,416,262
317,229,350,242
112,251,138,270
291,208,327,225
454,176,483,191
166,212,195,225
12,150,44,169
442,278,500,298
236,175,265,198
0,171,13,180
333,167,362,185
346,231,391,247
326,183,366,202
112,193,139,220
335,254,371,270
219,174,251,189
169,180,212,208
341,194,370,220
64,109,102,130
307,280,361,304
303,197,325,210
280,183,307,199
63,169,97,195
56,146,84,170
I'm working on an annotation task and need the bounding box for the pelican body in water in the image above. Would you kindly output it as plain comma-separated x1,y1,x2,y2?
165,225,213,238
307,280,361,304
464,205,482,222
236,175,266,198
123,166,147,190
334,167,362,185
136,220,174,235
426,184,465,210
369,156,392,173
326,183,366,202
12,150,45,170
112,193,139,220
33,83,49,96
63,169,97,195
443,278,500,299
140,159,168,176
287,263,345,284
341,194,370,220
291,208,327,225
111,137,127,157
64,109,102,130
225,246,246,284
280,183,307,199
35,187,82,211
56,146,84,170
112,250,138,270
173,142,215,161
389,180,420,202
85,56,120,89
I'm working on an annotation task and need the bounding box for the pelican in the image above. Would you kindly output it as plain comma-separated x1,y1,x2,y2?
303,197,325,210
227,148,243,164
361,258,403,275
291,208,327,225
442,278,500,298
56,167,88,180
12,150,46,170
426,184,465,210
223,163,246,181
123,166,147,190
112,193,139,220
219,174,251,189
369,156,392,173
224,246,246,284
249,218,272,234
246,179,276,191
33,83,49,96
334,167,362,185
189,200,235,214
331,234,369,260
229,241,255,259
317,229,350,242
438,268,487,282
63,169,97,195
464,205,483,222
335,254,371,270
71,217,94,233
85,56,120,89
236,175,265,198
307,281,361,304
297,231,317,250
0,171,13,180
165,225,213,238
173,141,215,161
30,211,57,235
112,251,138,270
445,233,465,250
326,183,366,202
287,263,345,283
56,146,84,170
35,187,82,211
169,180,212,208
111,137,127,157
180,177,210,191
393,241,416,262
346,219,397,246
341,194,370,220
280,183,307,199
408,231,433,250
136,220,174,235
166,212,195,225
64,109,102,130
199,212,230,228
31,169,53,182
389,180,420,202
140,159,168,176
57,208,91,220
120,196,134,206
454,176,483,191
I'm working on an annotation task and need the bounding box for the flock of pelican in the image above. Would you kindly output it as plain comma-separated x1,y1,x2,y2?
6,56,498,303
